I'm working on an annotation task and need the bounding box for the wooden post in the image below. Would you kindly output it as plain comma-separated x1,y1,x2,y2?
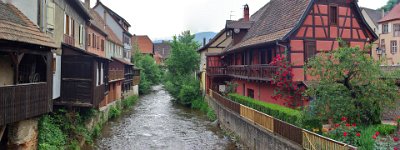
0,126,5,140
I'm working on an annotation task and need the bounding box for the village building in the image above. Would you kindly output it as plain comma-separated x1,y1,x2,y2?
376,3,400,65
132,35,154,57
0,1,56,148
361,7,384,60
206,0,377,107
154,41,171,66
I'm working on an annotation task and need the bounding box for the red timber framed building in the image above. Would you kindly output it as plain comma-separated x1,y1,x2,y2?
206,0,378,107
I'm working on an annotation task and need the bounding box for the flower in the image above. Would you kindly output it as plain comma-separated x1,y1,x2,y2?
335,124,340,128
356,132,361,137
375,132,380,136
346,123,350,127
394,137,399,142
372,135,377,139
341,117,347,122
343,132,347,137
352,123,356,127
394,148,398,150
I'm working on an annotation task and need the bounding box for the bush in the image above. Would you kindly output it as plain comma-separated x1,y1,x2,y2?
122,96,139,109
38,115,67,150
109,106,122,119
228,93,301,125
375,124,396,136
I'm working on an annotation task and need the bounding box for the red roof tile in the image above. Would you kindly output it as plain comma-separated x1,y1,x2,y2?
132,35,154,54
379,3,400,23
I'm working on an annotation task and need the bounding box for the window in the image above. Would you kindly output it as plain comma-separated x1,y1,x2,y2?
391,41,397,54
52,57,56,74
64,14,69,34
46,0,55,31
92,34,96,48
383,24,389,34
329,6,338,25
101,39,105,51
79,24,84,44
97,36,100,49
88,33,91,46
305,41,316,61
394,24,400,37
247,89,254,99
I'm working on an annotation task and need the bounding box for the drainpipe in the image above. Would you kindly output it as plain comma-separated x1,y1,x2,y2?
276,40,288,58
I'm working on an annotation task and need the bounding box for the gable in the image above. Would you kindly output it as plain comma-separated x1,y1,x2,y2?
290,0,377,41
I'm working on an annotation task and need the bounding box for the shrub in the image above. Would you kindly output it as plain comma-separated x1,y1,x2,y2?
375,124,396,136
122,96,139,109
109,106,122,119
207,109,217,121
38,115,67,150
228,93,301,125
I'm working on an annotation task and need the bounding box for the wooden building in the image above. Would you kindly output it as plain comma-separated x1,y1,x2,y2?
0,0,55,129
206,0,377,107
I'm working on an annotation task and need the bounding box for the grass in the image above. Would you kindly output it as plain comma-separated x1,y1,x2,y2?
191,98,217,121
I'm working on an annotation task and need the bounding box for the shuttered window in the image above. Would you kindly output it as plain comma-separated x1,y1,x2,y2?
46,0,55,31
391,41,397,54
79,24,84,44
88,33,91,46
394,24,400,37
383,24,389,34
64,14,69,34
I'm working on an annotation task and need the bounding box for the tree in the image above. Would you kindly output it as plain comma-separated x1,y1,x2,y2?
164,31,201,106
132,47,161,94
166,31,200,75
380,0,400,12
305,42,399,125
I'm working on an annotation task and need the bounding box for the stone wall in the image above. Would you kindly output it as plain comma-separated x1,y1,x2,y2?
7,119,39,150
206,96,302,150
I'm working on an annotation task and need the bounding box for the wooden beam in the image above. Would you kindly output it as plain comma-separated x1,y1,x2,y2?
0,126,5,140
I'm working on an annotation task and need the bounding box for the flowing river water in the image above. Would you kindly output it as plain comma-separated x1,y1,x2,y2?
91,85,239,150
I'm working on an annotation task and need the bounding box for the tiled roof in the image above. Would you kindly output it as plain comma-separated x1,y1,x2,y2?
362,7,383,27
154,42,171,58
0,2,56,48
379,3,400,23
95,2,130,27
228,0,311,51
105,25,123,46
88,8,107,35
132,35,154,54
226,20,254,29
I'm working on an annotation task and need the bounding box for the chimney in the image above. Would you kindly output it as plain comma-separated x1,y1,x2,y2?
243,4,249,22
84,0,90,8
203,38,206,46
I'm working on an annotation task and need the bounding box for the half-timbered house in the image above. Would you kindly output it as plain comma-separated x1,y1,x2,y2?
206,0,377,107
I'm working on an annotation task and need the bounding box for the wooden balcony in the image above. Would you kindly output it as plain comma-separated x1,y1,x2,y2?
0,83,50,126
109,70,124,81
63,34,75,46
207,65,278,81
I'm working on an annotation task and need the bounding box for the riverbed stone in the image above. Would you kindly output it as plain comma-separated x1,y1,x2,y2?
7,118,38,150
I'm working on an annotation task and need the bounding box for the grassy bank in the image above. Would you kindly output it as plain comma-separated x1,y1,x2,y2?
191,99,217,121
38,96,139,150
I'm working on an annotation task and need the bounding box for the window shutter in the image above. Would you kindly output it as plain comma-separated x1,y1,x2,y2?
46,1,55,31
79,25,83,44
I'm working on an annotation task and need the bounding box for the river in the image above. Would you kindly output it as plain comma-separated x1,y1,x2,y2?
92,85,239,150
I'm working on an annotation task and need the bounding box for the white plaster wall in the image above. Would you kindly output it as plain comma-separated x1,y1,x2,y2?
133,85,139,96
0,55,14,86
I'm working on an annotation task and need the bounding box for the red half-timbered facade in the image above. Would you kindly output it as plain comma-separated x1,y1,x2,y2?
206,0,378,107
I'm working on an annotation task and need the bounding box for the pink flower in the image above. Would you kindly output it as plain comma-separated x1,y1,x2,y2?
341,117,347,122
352,123,356,127
346,123,350,127
335,124,340,128
343,132,348,137
394,148,398,150
375,132,380,136
394,137,399,142
372,135,377,139
356,132,361,137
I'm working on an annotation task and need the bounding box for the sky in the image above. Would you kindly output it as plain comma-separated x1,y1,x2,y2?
89,0,389,40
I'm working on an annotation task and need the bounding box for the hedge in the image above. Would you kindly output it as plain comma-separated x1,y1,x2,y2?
228,93,301,126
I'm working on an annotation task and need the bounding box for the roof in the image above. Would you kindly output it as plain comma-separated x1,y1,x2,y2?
68,0,91,20
228,0,311,51
198,28,226,52
111,57,133,66
105,25,123,46
132,35,154,54
94,2,131,28
154,42,171,58
379,3,400,23
0,2,56,48
226,20,254,29
361,7,383,27
88,8,107,35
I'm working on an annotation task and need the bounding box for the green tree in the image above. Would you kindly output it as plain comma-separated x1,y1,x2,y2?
132,47,161,94
164,31,201,106
305,42,399,125
380,0,400,12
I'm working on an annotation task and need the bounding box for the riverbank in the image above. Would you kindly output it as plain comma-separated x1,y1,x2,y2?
37,96,139,149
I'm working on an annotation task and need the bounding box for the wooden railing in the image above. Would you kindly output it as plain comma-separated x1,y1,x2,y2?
207,65,277,81
0,83,50,126
209,90,357,150
63,34,75,46
109,70,124,81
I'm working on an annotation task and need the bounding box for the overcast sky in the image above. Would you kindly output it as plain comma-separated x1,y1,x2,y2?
89,0,388,40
